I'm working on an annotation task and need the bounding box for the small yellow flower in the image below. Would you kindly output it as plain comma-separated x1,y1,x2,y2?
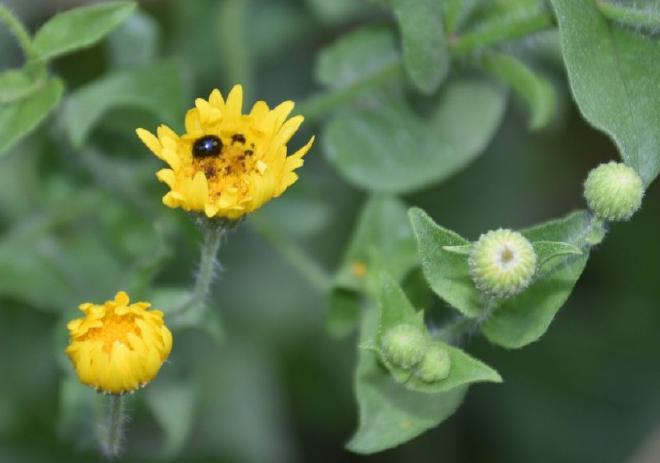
66,291,172,395
136,85,315,219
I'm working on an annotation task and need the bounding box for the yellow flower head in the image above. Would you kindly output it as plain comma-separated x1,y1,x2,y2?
66,291,172,395
136,85,315,219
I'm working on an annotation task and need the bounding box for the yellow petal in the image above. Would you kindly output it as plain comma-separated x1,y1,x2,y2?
189,171,208,210
271,100,295,130
225,84,244,120
136,128,162,157
209,88,225,110
156,169,176,188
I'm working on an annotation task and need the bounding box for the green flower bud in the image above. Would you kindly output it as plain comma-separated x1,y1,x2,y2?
414,344,451,383
583,161,644,222
381,324,427,370
468,229,537,298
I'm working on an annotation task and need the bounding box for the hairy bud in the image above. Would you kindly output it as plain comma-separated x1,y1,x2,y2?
381,324,427,370
414,344,451,383
468,229,537,298
584,161,644,222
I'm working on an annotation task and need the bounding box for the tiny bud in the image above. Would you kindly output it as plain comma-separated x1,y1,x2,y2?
468,229,537,298
583,161,644,222
381,324,427,370
414,344,451,383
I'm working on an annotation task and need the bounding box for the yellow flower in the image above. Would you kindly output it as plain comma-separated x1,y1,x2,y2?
136,85,315,219
66,291,172,395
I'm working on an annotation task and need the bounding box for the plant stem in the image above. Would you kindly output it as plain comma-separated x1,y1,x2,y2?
296,62,403,122
171,218,225,320
250,216,332,292
0,4,35,60
99,394,125,458
450,9,555,55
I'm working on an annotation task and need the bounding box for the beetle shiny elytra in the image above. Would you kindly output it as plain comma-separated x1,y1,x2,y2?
192,135,223,158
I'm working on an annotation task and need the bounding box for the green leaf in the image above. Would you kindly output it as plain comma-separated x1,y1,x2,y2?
145,380,196,458
61,61,184,147
375,274,501,393
32,1,136,61
315,27,399,90
327,196,418,336
305,0,369,24
107,9,159,68
551,0,660,185
409,208,484,318
596,0,660,31
0,69,41,104
532,240,583,268
481,211,593,348
348,308,466,454
389,0,449,94
483,52,556,129
0,77,63,155
323,77,506,193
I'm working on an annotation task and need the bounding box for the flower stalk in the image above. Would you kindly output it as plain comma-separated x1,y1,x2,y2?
99,394,126,458
171,218,226,321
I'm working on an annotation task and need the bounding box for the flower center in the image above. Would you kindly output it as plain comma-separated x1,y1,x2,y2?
79,314,141,354
497,245,518,270
191,132,259,199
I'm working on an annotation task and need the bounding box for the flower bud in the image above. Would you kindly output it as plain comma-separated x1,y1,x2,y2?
414,344,451,383
381,324,427,370
583,161,644,222
468,229,537,298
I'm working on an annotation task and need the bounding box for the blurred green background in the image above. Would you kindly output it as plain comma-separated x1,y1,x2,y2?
0,0,659,462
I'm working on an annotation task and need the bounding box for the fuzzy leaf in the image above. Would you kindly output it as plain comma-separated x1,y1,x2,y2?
61,61,183,147
389,0,449,93
324,77,506,193
551,0,660,185
409,208,484,318
483,52,557,129
481,211,593,348
0,77,63,155
32,1,136,61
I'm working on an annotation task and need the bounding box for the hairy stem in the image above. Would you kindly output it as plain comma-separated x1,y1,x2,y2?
99,394,126,458
0,4,35,59
595,0,660,30
171,218,225,320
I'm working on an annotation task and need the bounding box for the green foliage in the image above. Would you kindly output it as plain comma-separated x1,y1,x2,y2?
0,77,63,155
323,77,506,193
32,1,136,61
61,61,184,147
551,0,660,185
389,0,449,94
327,196,417,336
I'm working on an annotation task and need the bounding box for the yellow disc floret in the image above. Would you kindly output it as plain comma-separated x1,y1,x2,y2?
136,85,315,220
66,291,173,394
